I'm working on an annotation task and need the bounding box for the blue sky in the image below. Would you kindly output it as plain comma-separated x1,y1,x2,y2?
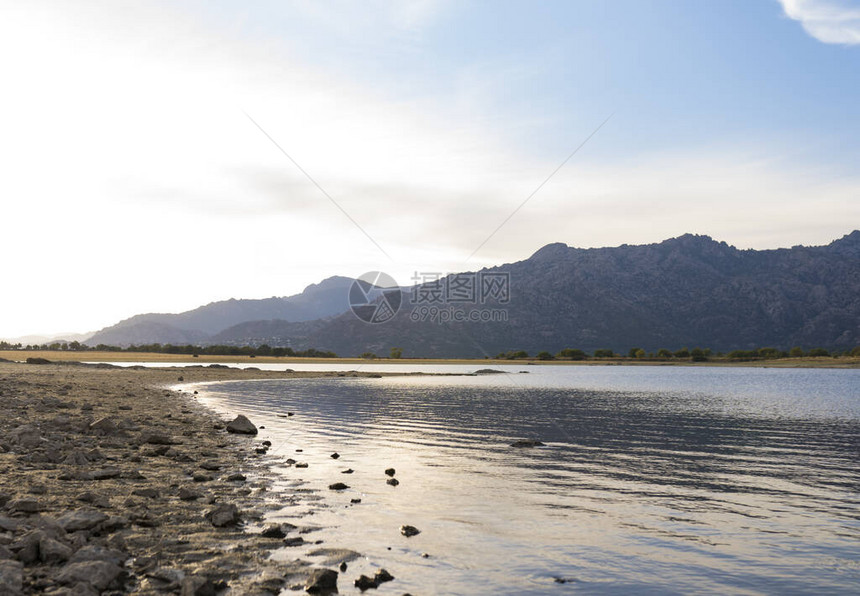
0,0,858,337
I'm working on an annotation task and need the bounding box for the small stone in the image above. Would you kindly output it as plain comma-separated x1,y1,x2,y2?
225,415,257,435
193,472,213,483
295,462,309,468
386,478,399,486
341,469,354,474
262,440,272,447
91,467,122,480
140,431,176,445
199,462,221,471
400,525,420,537
354,575,378,591
178,487,202,501
180,574,217,596
350,498,362,504
131,488,159,499
384,468,395,477
330,453,340,459
283,536,305,547
89,417,118,435
339,562,347,572
204,504,240,527
225,473,246,482
510,439,545,448
255,447,267,454
374,569,394,583
260,525,287,539
305,568,338,593
328,483,349,491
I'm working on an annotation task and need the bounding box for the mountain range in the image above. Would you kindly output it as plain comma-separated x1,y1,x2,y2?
84,232,860,356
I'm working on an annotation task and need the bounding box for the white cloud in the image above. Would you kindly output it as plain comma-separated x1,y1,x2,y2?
779,0,860,45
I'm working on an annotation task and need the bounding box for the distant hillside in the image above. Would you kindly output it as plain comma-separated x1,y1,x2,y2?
86,276,353,346
215,231,860,357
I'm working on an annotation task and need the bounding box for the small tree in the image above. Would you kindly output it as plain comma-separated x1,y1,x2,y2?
656,348,672,358
674,347,690,358
360,352,378,359
536,351,554,360
390,347,403,359
556,348,586,360
628,347,643,358
594,349,614,358
808,348,830,357
789,346,804,357
690,347,707,362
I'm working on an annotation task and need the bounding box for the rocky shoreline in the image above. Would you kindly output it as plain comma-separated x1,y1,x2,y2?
0,362,387,595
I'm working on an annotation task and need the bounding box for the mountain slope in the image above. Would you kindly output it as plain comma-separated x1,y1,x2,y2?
86,276,353,346
242,232,860,357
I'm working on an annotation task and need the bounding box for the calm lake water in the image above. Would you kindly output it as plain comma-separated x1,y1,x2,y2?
187,365,860,595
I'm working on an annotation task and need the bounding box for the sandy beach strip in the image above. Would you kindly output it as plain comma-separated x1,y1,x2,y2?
0,361,384,595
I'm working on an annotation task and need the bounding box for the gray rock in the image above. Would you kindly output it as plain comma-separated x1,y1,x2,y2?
328,483,349,491
225,472,246,482
204,504,240,527
146,567,185,591
0,545,14,560
9,425,43,449
305,568,338,593
0,559,23,595
384,468,395,477
39,536,73,563
0,516,22,532
225,415,257,435
131,488,159,499
10,531,43,564
178,487,202,501
56,560,126,591
90,467,121,480
57,509,109,532
400,525,420,537
140,431,176,445
62,451,91,466
193,472,213,482
8,498,42,514
180,574,217,596
386,478,399,486
88,417,118,435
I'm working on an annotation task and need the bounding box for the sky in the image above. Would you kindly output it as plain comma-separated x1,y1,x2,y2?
1,0,859,338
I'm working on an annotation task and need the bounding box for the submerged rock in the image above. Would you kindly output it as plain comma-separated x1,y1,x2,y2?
328,483,349,491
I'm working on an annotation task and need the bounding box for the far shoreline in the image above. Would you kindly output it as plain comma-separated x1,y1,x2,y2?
2,350,858,369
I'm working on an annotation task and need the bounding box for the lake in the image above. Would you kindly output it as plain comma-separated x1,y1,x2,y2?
188,365,860,595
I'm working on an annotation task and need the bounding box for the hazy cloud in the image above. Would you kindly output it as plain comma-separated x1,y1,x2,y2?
779,0,860,44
